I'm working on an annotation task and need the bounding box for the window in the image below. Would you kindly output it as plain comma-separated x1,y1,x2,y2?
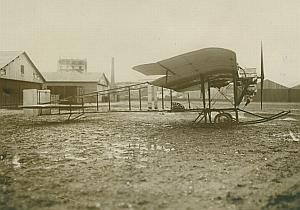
33,72,39,80
20,65,24,75
0,68,6,76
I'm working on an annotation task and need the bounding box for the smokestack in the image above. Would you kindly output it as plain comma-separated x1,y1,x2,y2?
111,57,115,88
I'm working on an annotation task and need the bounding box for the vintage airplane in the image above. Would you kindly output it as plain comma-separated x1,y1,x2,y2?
133,44,290,126
20,45,290,125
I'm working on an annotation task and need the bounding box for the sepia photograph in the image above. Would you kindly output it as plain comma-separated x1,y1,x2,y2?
0,0,299,209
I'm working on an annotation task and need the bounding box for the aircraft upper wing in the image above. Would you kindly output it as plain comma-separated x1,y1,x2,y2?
133,63,168,75
133,48,237,91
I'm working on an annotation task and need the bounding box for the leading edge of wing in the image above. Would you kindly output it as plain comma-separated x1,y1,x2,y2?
133,63,167,76
133,47,236,76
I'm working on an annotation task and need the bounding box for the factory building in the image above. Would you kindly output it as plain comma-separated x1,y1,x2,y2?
253,79,289,102
288,84,300,102
43,71,109,103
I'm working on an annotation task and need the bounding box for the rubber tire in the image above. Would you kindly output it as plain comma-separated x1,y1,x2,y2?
214,113,233,128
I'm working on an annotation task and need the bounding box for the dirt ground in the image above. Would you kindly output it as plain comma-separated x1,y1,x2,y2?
0,104,300,210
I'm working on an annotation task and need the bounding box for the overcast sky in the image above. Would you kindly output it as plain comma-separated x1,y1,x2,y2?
0,0,299,86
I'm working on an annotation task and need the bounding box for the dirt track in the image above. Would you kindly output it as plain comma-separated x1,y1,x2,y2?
0,107,299,210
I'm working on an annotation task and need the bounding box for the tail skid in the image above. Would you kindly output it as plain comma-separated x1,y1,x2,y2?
238,109,290,125
193,108,290,126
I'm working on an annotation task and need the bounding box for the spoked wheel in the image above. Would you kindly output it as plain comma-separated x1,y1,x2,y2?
171,102,185,112
214,112,234,128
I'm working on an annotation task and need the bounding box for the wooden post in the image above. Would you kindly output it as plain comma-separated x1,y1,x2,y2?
187,93,191,110
138,88,142,111
153,86,158,110
147,84,152,110
200,75,207,123
108,93,111,111
233,68,239,123
207,78,212,123
170,89,173,110
161,87,164,110
128,87,131,111
96,93,99,111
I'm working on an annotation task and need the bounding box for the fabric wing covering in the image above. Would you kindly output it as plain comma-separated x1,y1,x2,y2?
133,48,237,92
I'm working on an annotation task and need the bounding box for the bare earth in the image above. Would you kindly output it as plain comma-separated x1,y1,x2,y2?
0,104,300,210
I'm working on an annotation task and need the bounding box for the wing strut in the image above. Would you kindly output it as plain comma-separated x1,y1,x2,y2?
260,41,265,110
157,62,175,86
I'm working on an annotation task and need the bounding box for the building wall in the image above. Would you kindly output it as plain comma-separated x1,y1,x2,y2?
288,89,300,102
253,89,289,102
0,53,44,84
81,83,98,103
259,80,287,89
252,80,289,102
45,82,99,103
0,78,42,107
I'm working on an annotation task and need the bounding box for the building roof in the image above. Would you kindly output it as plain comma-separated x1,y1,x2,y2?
0,51,45,82
43,71,109,86
291,84,300,89
0,51,24,69
257,79,288,89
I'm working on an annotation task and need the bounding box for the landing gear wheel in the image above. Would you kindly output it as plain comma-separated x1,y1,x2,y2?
171,102,185,112
214,113,233,127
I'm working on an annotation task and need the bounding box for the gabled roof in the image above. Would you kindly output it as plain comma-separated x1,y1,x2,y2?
43,71,109,86
0,51,23,68
99,73,110,86
0,51,46,82
291,84,300,89
257,79,288,89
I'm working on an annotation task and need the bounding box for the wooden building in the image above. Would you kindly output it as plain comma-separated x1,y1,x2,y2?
0,51,45,108
43,71,109,103
253,79,289,102
289,84,300,102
